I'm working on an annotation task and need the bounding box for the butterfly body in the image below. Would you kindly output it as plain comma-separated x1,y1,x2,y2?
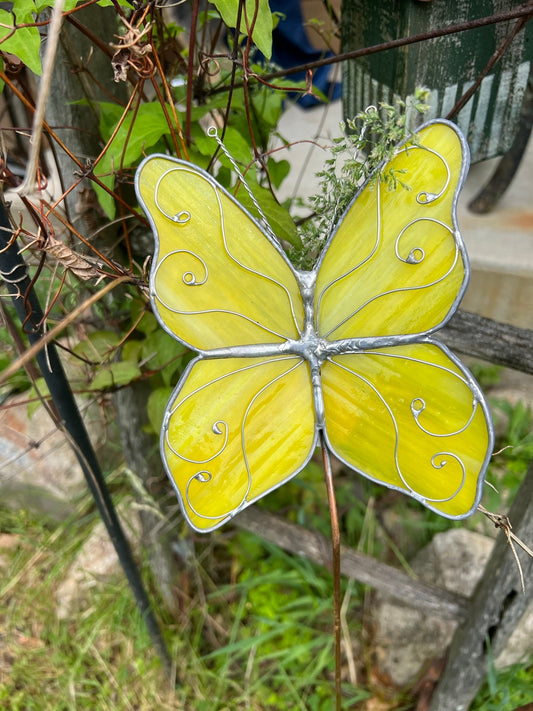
136,120,493,532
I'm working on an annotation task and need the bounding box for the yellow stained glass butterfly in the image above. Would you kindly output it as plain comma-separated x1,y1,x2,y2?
135,120,493,533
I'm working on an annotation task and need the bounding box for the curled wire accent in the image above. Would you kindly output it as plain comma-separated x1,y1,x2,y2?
154,169,191,223
168,357,305,522
394,217,455,265
151,163,303,340
154,249,208,287
327,355,469,504
409,145,452,204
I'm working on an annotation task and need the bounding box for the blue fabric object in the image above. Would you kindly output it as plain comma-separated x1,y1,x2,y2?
269,0,341,107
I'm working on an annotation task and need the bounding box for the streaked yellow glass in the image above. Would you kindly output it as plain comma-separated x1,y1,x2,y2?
137,158,305,351
322,344,489,517
163,356,315,530
316,125,464,339
136,121,492,531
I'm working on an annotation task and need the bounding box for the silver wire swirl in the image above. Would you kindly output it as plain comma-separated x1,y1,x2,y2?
167,357,305,522
392,142,451,205
323,225,459,340
154,168,192,223
394,217,456,265
365,349,479,438
151,163,303,340
326,355,468,504
316,147,459,339
153,249,208,287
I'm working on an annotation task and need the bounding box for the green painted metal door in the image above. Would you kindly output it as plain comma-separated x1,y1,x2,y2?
341,0,533,162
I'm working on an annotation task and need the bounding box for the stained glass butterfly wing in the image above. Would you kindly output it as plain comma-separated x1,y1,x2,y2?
136,158,316,531
315,121,493,518
136,157,305,351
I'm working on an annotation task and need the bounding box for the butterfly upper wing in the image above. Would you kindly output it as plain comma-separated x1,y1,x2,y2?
315,121,468,341
321,343,493,518
162,354,316,531
136,156,305,352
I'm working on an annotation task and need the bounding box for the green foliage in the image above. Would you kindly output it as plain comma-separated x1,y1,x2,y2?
469,362,503,389
470,658,533,711
96,0,133,7
0,326,30,400
292,87,432,268
2,498,528,710
146,386,173,434
1,0,300,242
210,0,273,58
0,2,42,75
202,534,368,710
485,398,533,514
94,102,179,218
0,506,166,711
493,398,533,470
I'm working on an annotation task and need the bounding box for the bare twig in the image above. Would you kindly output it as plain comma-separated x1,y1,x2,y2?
477,504,533,594
15,0,66,196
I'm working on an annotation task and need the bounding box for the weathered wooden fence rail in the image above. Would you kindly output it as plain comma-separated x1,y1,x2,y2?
441,310,533,375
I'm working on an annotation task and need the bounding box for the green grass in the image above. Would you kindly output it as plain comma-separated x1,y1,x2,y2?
470,659,533,711
0,505,370,710
2,495,531,710
1,390,532,710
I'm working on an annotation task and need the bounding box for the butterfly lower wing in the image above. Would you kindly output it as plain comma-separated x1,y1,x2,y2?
136,156,304,352
315,121,468,341
321,341,493,518
162,355,316,531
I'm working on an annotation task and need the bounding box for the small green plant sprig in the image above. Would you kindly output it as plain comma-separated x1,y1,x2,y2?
292,88,431,269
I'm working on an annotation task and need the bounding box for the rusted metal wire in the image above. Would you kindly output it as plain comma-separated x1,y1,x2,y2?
260,3,533,82
446,13,531,119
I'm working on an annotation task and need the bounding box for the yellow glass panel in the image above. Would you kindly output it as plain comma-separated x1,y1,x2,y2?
137,157,304,350
163,355,315,531
322,343,491,518
315,122,465,340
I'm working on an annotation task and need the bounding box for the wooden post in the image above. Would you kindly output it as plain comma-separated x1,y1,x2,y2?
428,463,533,711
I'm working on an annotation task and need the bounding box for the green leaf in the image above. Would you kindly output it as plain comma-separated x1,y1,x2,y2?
209,0,273,58
195,124,252,166
266,157,290,189
0,8,42,75
135,310,159,336
146,387,173,434
26,377,50,418
98,101,126,141
93,102,177,218
141,329,183,385
194,126,298,242
121,339,143,363
251,88,284,129
92,175,115,221
0,353,30,392
73,330,120,362
97,0,133,6
10,0,37,19
237,172,300,246
34,0,79,9
89,361,141,391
